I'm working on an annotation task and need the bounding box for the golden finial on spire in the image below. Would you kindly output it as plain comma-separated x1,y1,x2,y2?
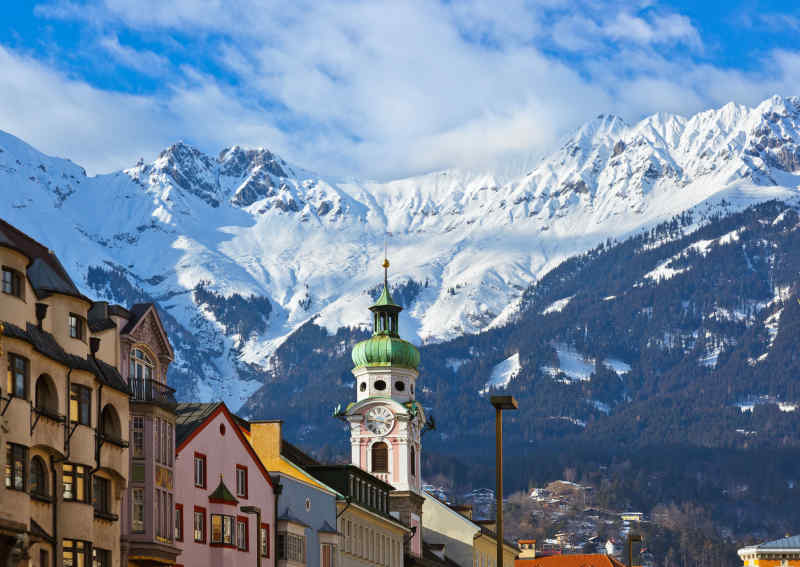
382,258,390,269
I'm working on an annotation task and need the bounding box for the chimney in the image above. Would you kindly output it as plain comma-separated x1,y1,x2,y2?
35,303,48,329
451,504,473,520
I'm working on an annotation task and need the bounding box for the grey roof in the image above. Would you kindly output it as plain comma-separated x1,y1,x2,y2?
318,521,338,534
1,321,130,394
0,219,87,301
88,302,117,333
757,535,800,549
278,508,310,528
120,303,154,335
175,402,224,446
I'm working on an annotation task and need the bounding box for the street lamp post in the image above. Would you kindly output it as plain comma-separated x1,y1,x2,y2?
628,533,643,567
491,395,518,567
241,505,262,567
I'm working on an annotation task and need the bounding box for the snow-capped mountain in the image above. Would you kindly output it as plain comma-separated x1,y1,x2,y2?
2,95,800,410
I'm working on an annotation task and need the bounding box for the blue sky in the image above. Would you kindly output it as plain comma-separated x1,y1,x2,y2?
1,1,799,178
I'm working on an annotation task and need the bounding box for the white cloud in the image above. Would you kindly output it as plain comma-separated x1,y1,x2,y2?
6,0,800,179
99,35,170,75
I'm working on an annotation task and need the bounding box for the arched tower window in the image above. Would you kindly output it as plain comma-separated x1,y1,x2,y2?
410,446,416,477
372,442,388,473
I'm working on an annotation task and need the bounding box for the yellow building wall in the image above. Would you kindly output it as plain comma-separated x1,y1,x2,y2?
474,535,517,567
743,558,800,567
337,501,407,567
246,421,333,491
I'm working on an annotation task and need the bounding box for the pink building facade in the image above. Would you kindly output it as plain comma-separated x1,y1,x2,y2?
174,402,276,567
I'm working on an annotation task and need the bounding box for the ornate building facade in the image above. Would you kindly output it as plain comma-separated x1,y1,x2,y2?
0,219,131,567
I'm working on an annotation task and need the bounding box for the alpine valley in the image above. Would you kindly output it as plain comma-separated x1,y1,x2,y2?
2,95,800,540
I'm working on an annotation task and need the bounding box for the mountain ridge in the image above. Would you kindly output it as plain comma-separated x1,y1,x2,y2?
1,95,799,411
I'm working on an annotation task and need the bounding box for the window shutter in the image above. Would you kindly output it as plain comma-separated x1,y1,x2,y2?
372,443,388,473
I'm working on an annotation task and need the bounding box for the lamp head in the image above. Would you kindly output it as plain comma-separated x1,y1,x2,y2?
490,396,518,411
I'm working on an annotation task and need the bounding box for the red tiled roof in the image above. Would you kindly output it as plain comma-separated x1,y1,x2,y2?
516,555,626,567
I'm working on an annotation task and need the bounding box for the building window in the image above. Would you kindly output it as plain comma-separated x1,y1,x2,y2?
175,503,184,541
410,446,416,476
68,313,85,340
35,374,59,416
40,549,49,567
260,523,270,557
156,489,162,541
30,456,47,497
194,453,206,488
211,514,235,546
132,416,144,458
237,516,249,551
394,381,405,392
93,476,111,515
63,464,89,502
236,465,248,498
63,539,88,567
92,547,110,567
130,348,154,381
5,443,27,491
1,267,22,298
194,507,206,543
154,417,161,464
166,422,173,466
132,488,145,532
69,384,91,426
322,543,336,567
7,354,29,399
278,532,306,563
372,442,388,473
169,494,174,543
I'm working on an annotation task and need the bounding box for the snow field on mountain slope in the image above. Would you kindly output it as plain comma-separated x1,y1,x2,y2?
479,353,522,395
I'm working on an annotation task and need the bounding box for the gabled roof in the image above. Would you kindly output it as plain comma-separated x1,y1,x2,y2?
175,402,224,447
120,303,174,359
175,402,275,491
0,218,87,301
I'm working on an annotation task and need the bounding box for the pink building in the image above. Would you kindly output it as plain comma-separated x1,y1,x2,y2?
174,402,276,567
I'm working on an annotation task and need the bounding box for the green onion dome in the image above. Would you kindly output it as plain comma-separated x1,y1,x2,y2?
352,334,420,370
351,264,420,370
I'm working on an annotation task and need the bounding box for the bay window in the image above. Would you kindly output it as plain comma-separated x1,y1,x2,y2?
211,514,235,546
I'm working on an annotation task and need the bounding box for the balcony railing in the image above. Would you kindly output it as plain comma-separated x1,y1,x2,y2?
130,379,177,408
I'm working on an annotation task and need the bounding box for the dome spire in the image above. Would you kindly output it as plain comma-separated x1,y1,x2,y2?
350,245,420,371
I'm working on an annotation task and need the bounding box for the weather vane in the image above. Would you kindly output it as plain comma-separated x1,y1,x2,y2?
383,231,392,285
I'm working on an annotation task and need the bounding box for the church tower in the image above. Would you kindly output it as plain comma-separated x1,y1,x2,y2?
344,258,425,556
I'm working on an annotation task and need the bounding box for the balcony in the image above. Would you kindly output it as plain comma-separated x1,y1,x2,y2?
130,379,177,409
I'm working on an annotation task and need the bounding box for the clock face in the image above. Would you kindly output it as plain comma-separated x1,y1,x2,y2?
365,406,395,436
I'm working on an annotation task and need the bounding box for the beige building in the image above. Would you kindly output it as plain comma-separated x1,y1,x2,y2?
421,491,517,567
0,219,131,567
